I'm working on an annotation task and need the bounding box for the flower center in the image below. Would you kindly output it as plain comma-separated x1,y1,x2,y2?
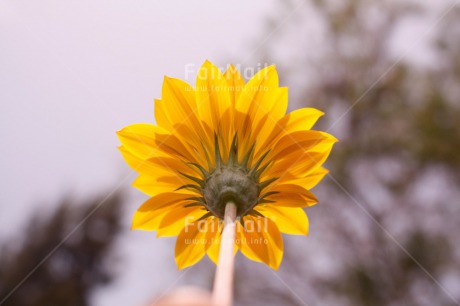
180,134,278,220
203,165,259,218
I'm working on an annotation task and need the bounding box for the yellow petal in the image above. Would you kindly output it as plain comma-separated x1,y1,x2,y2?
195,61,234,164
236,222,265,264
236,216,270,265
117,124,163,160
258,131,336,181
132,202,181,231
235,66,283,151
206,219,238,265
276,167,329,190
262,217,284,270
196,60,232,135
153,130,200,164
132,173,183,196
235,65,279,116
223,64,245,106
250,86,287,129
233,111,254,163
206,219,223,264
265,192,318,208
135,192,202,211
256,107,325,155
256,206,309,235
159,77,197,130
263,133,336,182
270,130,337,160
117,124,200,166
157,207,207,237
118,146,197,183
147,156,197,177
119,146,171,177
153,98,170,130
251,87,288,161
132,193,196,230
131,207,171,231
172,123,212,169
175,217,214,269
281,107,324,131
156,78,211,161
236,216,284,270
265,148,334,181
270,184,318,202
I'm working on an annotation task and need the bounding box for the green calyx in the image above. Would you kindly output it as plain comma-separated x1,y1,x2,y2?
179,134,279,219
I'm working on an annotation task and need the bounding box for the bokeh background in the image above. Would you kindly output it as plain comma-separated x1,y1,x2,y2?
1,0,460,305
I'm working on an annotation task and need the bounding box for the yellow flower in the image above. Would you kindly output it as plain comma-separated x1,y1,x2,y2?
117,60,337,270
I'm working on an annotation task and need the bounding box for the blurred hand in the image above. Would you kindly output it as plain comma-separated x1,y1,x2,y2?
148,286,213,306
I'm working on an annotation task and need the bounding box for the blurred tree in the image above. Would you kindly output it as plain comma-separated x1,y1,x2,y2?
227,1,460,305
0,192,124,306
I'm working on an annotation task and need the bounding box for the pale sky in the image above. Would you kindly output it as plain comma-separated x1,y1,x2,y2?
0,1,279,305
0,0,453,305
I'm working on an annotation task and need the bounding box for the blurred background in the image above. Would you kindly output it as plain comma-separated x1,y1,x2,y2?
1,0,459,305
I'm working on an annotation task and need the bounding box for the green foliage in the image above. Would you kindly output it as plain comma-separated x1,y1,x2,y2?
232,1,460,305
0,192,124,306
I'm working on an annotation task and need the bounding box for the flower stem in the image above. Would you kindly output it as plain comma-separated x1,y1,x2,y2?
212,201,237,306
